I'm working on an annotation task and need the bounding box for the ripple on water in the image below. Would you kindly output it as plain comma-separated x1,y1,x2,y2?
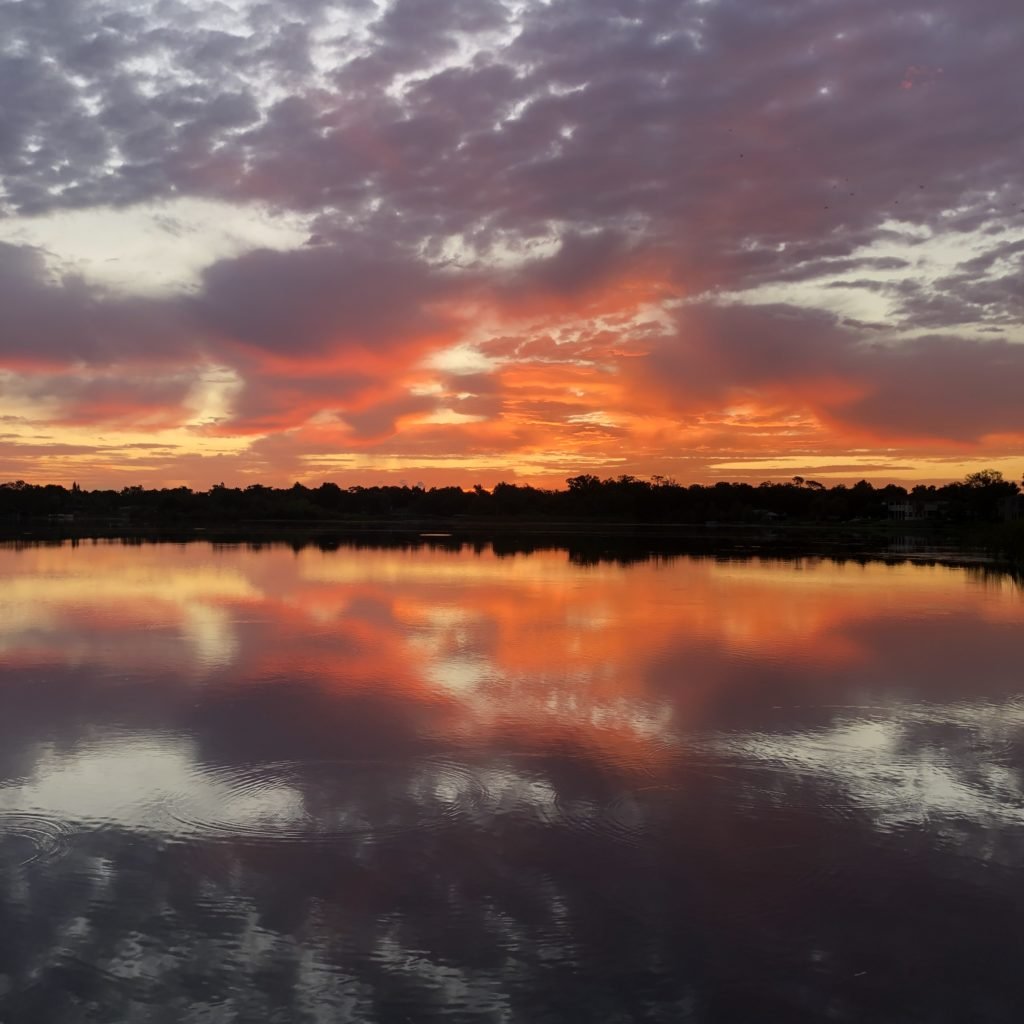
0,811,74,866
547,791,651,848
166,756,493,846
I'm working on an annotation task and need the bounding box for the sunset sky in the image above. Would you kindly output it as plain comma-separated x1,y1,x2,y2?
1,0,1022,489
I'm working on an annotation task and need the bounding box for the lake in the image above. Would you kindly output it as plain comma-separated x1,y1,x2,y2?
1,538,1022,1022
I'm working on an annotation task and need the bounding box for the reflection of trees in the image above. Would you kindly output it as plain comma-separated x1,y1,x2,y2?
7,532,1024,578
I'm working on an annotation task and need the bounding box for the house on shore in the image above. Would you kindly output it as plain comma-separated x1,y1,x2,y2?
887,500,946,522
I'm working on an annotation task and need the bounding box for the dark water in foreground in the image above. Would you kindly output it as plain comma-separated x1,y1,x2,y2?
1,540,1022,1023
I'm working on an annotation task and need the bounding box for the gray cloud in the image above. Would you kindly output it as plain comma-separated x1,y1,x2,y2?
2,0,1019,272
193,243,458,355
0,0,1021,454
0,242,195,366
631,302,1024,443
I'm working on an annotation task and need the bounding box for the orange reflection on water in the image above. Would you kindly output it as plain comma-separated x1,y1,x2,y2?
1,541,1020,768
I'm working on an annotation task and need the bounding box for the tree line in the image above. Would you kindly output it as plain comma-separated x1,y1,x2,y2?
0,470,1020,526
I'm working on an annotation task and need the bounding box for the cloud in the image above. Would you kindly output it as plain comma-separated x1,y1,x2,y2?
0,238,462,434
193,243,458,358
0,0,1022,483
3,0,1019,259
628,302,1024,445
0,242,197,368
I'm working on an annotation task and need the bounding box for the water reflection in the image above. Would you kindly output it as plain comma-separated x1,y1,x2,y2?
0,540,1022,1022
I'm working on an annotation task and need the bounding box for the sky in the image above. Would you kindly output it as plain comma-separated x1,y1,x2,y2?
0,0,1022,490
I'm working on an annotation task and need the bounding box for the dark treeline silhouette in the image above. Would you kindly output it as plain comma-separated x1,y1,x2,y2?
0,469,1021,528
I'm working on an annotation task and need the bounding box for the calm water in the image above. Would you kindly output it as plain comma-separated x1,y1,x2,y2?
1,539,1022,1023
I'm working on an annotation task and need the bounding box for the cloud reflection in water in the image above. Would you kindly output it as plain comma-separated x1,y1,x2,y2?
0,539,1022,1022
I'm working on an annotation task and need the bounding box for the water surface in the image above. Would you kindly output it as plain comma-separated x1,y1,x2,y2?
1,540,1022,1022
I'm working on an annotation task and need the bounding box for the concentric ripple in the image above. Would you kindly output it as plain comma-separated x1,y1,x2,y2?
0,811,75,866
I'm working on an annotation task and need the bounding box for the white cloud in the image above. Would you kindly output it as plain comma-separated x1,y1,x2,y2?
0,199,310,295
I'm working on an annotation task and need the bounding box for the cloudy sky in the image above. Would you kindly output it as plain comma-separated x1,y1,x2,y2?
1,0,1021,488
